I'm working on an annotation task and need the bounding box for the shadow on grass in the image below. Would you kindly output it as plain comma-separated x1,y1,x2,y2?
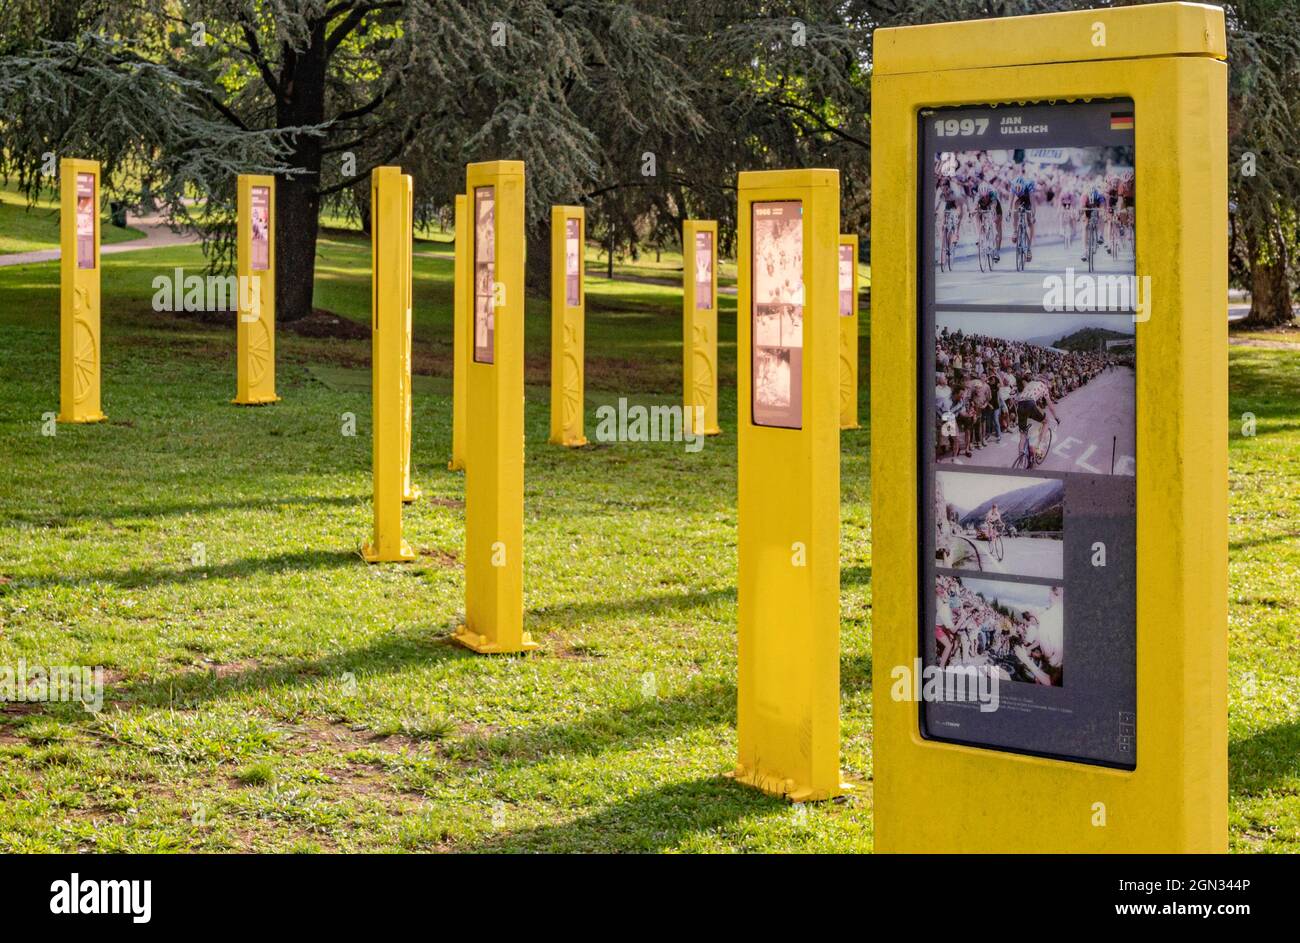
467,775,786,853
527,586,736,630
118,623,469,710
842,565,872,586
1230,719,1300,796
5,493,364,527
11,548,361,591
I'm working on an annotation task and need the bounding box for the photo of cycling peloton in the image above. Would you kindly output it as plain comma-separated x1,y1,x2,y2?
933,145,1135,307
935,574,1063,687
934,311,1135,475
936,470,1063,578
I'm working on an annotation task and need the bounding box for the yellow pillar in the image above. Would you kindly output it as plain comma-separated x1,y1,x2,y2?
362,166,415,563
233,175,279,405
449,193,468,471
453,161,537,653
871,2,1227,852
683,219,721,436
734,170,845,801
549,205,589,446
401,186,421,504
58,158,106,424
838,234,860,429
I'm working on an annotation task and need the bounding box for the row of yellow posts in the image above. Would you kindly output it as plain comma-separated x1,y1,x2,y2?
53,0,1226,850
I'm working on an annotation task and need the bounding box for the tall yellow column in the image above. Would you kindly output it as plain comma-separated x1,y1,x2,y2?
683,219,721,436
449,194,468,471
453,161,537,653
401,187,420,504
234,174,279,405
838,234,860,429
734,170,845,801
549,205,589,446
871,2,1227,852
362,166,415,563
58,159,106,424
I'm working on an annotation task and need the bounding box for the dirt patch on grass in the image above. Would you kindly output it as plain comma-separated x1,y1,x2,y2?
171,305,371,341
1229,322,1300,348
418,547,460,567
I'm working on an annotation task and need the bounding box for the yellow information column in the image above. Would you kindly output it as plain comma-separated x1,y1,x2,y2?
234,175,279,405
58,158,106,424
401,188,420,504
449,193,468,471
362,166,415,563
549,205,588,446
734,170,845,801
683,219,721,436
838,233,860,429
871,2,1227,852
453,161,537,653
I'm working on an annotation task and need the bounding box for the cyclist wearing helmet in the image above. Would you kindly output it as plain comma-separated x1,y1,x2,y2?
1081,185,1106,262
1009,170,1036,263
973,181,1003,263
1014,375,1059,463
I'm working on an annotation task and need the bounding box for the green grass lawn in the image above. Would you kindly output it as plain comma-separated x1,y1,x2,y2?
0,237,1293,852
0,181,146,254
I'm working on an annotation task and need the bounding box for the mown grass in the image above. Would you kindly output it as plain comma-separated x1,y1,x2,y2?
0,235,871,852
0,181,146,254
0,234,1292,852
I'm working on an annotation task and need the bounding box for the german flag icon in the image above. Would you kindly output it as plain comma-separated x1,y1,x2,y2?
1110,111,1135,131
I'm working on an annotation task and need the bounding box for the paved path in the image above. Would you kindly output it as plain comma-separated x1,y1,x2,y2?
0,217,201,267
950,534,1063,579
943,366,1137,476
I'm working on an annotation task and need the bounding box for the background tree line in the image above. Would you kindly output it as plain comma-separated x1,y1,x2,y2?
1,0,1295,325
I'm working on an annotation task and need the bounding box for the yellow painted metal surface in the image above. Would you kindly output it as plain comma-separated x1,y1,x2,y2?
453,161,537,654
682,219,721,436
734,169,845,801
871,2,1227,852
233,174,279,405
58,158,106,424
401,183,420,504
838,233,860,430
362,166,415,563
549,205,589,446
449,193,468,471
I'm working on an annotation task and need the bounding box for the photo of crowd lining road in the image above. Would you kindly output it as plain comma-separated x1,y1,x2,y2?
933,145,1136,307
936,574,1063,687
752,200,804,428
934,312,1135,475
936,470,1063,578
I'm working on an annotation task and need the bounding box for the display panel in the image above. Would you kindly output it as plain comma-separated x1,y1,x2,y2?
919,99,1137,768
695,230,713,310
76,173,95,270
565,217,581,307
838,243,854,316
250,186,270,272
473,186,495,364
751,201,803,429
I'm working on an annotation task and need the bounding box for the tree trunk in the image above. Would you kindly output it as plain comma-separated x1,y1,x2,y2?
525,224,549,295
274,20,329,323
1244,221,1295,327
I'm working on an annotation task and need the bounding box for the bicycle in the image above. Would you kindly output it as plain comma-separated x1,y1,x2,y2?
976,210,998,273
1013,419,1053,469
984,521,1005,562
939,206,958,272
1083,209,1100,274
1014,207,1030,272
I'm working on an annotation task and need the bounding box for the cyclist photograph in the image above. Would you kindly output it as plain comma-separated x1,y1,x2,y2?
935,314,1135,475
932,146,1136,307
933,576,1065,686
936,471,1064,578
